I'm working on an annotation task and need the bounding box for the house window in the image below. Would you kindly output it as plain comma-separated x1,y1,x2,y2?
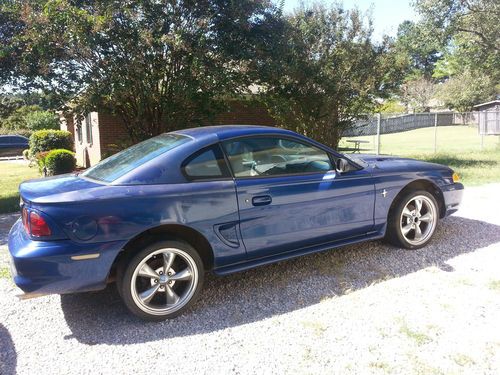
85,113,93,145
76,122,82,143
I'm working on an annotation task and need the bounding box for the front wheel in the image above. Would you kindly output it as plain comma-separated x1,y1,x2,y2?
385,190,439,249
118,240,204,321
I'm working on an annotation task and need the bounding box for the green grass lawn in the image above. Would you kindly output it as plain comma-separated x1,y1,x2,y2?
0,162,39,214
410,150,500,186
340,125,500,186
339,125,499,155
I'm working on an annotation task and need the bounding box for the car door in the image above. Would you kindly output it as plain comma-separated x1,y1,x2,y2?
222,136,375,260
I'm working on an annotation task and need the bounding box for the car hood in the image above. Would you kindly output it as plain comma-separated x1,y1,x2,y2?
349,154,452,173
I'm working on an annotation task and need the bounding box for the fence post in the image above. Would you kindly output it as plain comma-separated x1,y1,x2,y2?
376,113,381,155
434,113,438,153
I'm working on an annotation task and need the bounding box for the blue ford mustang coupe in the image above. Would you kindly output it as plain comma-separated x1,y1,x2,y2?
9,125,463,320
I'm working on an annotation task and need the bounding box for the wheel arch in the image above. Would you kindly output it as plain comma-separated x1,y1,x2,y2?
389,179,446,219
109,224,215,282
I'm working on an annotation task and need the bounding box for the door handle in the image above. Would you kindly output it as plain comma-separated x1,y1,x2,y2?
252,195,272,206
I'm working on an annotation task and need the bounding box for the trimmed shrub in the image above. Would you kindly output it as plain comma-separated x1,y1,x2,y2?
29,130,73,154
44,149,76,175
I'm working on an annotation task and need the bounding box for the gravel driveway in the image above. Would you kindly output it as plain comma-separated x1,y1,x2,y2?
1,184,500,375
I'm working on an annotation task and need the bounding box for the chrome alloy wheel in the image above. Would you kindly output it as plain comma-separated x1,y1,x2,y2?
400,195,437,246
130,248,198,316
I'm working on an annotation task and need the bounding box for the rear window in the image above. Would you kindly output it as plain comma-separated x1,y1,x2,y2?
82,134,189,183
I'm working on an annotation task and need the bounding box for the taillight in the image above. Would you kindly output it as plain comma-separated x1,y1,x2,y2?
27,211,52,237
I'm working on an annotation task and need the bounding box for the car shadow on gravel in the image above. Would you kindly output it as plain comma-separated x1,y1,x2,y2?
60,216,500,346
0,323,17,375
0,214,18,247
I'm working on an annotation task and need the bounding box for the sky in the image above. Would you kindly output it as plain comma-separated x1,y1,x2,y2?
282,0,418,40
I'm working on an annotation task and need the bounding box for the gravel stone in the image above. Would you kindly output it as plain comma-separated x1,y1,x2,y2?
0,184,499,374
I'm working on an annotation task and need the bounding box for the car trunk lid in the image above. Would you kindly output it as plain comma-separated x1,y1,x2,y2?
20,174,105,205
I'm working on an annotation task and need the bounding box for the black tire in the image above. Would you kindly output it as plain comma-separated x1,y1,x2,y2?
117,240,204,321
385,190,439,250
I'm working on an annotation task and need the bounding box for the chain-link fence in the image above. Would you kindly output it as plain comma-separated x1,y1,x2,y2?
339,111,500,155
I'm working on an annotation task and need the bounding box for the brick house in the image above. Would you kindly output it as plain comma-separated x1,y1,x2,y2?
61,100,276,167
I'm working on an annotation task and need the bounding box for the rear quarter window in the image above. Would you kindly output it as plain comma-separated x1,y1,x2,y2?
182,146,230,180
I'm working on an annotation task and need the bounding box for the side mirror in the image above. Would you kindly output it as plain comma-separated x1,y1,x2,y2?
336,158,350,173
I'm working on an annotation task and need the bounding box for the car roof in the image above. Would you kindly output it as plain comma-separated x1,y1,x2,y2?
0,135,28,139
174,125,298,142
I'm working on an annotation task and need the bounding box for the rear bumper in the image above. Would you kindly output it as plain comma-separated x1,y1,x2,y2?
441,182,464,217
8,219,126,295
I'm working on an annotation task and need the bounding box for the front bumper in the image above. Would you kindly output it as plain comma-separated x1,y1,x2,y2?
441,182,464,217
8,219,126,295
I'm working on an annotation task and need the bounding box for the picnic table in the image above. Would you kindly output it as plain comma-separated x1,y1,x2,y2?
338,139,370,153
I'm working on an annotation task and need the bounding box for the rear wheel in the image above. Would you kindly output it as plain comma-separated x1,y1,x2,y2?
118,240,204,321
385,190,439,249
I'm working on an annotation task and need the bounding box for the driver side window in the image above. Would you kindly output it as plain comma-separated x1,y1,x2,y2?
222,137,332,177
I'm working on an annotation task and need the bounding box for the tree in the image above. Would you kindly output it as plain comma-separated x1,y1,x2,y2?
258,3,396,149
437,69,495,112
0,92,56,126
24,110,59,130
393,20,444,79
2,105,42,129
0,94,24,122
378,100,406,114
415,0,500,81
0,0,283,141
399,76,436,112
415,0,500,52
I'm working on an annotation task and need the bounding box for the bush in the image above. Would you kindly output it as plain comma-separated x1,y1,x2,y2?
29,129,73,154
24,110,60,130
35,151,51,175
43,149,76,175
22,149,30,160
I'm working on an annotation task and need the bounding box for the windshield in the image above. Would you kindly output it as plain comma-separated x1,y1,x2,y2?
82,133,189,183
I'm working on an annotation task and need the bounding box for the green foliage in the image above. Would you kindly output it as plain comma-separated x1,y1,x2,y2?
0,0,284,142
432,50,461,80
43,149,76,175
24,110,59,130
35,150,51,175
22,149,30,160
378,100,406,114
260,3,394,148
0,94,24,119
29,129,73,154
415,0,499,53
2,105,42,129
437,70,496,112
393,20,444,79
415,0,500,82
